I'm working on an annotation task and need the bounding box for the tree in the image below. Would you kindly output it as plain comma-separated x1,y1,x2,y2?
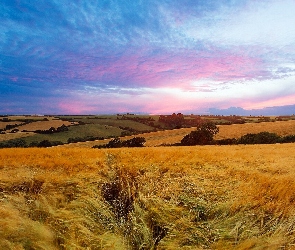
159,113,185,128
181,122,219,146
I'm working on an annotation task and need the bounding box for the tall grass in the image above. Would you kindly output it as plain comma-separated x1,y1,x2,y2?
1,144,295,248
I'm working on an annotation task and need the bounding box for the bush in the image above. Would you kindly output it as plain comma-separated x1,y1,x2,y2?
93,137,146,149
181,122,219,146
106,138,122,148
122,137,146,147
37,140,63,147
216,138,238,145
38,140,53,147
280,135,295,143
0,138,27,148
239,132,281,144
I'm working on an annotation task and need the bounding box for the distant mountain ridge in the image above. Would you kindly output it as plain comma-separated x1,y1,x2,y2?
208,104,295,116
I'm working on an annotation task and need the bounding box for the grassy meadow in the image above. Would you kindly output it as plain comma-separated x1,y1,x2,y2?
1,144,295,249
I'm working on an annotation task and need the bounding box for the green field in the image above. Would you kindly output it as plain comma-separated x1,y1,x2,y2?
22,124,123,144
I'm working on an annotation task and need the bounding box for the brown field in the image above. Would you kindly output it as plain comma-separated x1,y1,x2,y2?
0,121,24,130
16,120,74,131
60,120,295,148
1,144,295,249
0,131,35,141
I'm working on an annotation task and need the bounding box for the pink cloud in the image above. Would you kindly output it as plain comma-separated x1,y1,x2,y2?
58,101,98,114
63,47,264,92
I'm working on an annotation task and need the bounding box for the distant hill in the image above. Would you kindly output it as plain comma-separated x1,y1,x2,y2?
209,104,295,116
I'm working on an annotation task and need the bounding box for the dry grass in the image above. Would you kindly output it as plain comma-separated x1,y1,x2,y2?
1,144,295,249
0,131,35,142
0,121,24,130
17,120,73,132
217,120,295,139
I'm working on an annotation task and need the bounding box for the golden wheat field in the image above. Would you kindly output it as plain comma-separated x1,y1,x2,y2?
1,144,295,249
217,120,295,139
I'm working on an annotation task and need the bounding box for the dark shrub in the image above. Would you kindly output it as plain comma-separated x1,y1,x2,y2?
106,138,122,148
216,138,238,145
38,140,52,147
93,137,146,148
0,138,27,148
239,132,280,144
280,134,295,143
123,137,146,147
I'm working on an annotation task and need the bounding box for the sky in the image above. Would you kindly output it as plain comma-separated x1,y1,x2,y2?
1,0,295,115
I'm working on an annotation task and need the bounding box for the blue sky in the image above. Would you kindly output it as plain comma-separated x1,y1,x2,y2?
1,0,295,114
